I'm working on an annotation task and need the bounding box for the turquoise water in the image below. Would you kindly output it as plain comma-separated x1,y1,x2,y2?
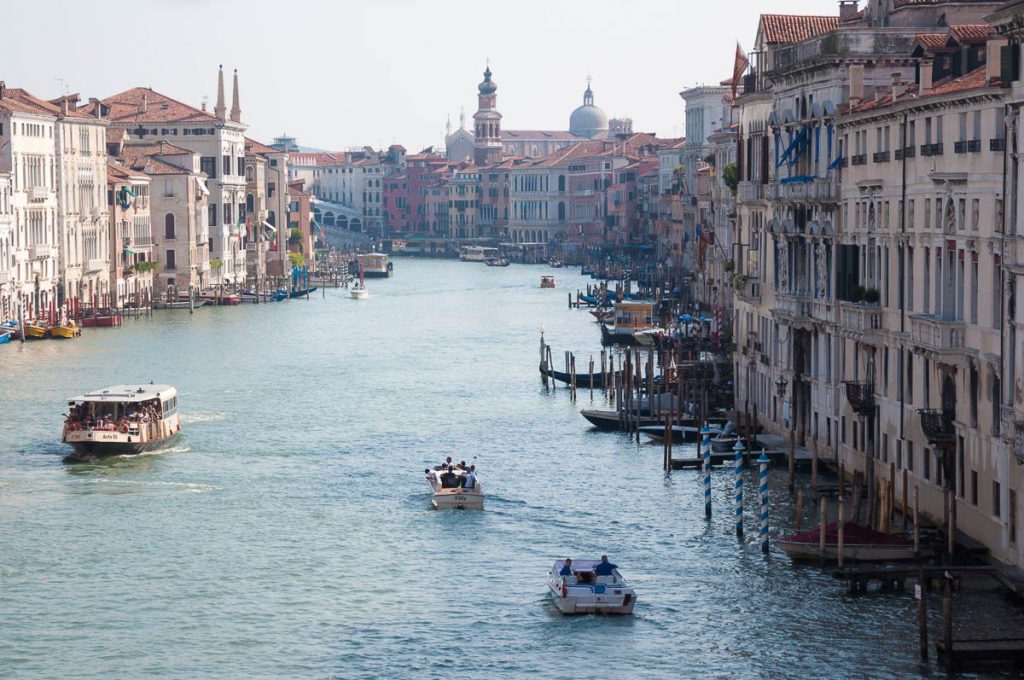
0,260,1016,678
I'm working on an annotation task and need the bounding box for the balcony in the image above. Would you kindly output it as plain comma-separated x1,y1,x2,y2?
920,143,944,157
840,301,882,333
919,409,955,445
954,139,982,154
991,138,1006,152
738,181,765,202
850,154,867,166
773,292,813,322
28,185,49,202
771,177,836,203
85,258,107,273
197,260,211,273
894,146,916,160
0,270,9,285
872,151,890,163
29,243,57,260
844,381,875,416
909,314,965,352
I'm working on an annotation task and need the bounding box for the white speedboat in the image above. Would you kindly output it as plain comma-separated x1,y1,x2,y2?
546,559,636,615
350,281,369,299
425,466,484,509
62,384,181,463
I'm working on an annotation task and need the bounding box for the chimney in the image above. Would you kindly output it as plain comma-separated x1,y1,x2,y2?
0,81,5,99
839,0,859,21
89,97,103,119
60,97,69,116
920,59,933,95
215,65,226,121
891,72,902,103
230,69,241,123
988,38,1008,85
849,63,865,105
141,92,148,114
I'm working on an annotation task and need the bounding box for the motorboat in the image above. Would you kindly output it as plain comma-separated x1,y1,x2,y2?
62,384,182,463
350,281,369,299
546,560,636,615
778,523,919,563
24,321,50,339
51,321,81,339
351,262,369,299
424,465,484,509
461,246,499,262
485,257,510,267
541,276,556,288
0,329,11,345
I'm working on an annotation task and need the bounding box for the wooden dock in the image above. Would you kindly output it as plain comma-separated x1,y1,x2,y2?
670,447,815,470
937,638,1024,669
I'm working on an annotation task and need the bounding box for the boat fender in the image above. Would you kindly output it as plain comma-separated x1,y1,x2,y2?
561,578,568,598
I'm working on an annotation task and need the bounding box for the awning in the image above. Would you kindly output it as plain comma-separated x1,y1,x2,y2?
262,220,277,233
195,177,210,196
776,128,808,167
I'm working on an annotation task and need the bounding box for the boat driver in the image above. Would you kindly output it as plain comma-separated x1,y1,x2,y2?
461,465,477,489
440,465,459,488
594,555,618,576
559,558,574,577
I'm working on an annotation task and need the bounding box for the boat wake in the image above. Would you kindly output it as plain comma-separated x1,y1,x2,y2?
180,411,230,424
89,478,219,493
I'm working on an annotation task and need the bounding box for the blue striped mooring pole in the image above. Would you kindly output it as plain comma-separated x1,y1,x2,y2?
758,449,770,553
734,439,746,538
702,425,712,518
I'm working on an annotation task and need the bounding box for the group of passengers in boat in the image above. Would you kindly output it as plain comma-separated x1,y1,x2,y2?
428,456,478,489
559,555,618,583
64,399,163,432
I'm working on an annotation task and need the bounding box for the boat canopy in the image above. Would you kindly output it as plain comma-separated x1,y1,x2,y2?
68,384,176,404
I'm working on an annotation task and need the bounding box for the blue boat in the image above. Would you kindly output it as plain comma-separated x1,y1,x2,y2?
0,330,11,345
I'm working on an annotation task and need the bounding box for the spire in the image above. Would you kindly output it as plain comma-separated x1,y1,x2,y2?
230,68,241,123
460,107,466,130
584,74,594,106
215,65,226,121
446,115,452,138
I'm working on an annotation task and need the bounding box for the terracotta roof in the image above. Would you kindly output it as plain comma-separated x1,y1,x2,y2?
0,88,93,120
245,137,280,155
118,143,197,176
949,24,993,42
913,33,951,50
501,130,587,141
106,160,149,184
930,65,995,95
101,87,218,124
106,127,128,145
759,14,838,45
122,141,193,157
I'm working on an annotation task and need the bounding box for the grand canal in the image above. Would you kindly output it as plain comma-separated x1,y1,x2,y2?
0,259,1018,678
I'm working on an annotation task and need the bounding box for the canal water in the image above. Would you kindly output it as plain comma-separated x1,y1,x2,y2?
0,259,1020,678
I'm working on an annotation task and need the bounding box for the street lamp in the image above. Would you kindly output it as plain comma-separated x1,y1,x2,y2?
775,375,789,398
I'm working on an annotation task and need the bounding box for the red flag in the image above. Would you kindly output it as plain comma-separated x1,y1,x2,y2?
731,42,750,100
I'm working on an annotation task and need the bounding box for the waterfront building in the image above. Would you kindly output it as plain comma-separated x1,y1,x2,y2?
0,84,60,322
105,154,154,309
102,67,248,287
0,173,12,321
731,0,1017,565
118,142,210,300
313,146,403,238
448,166,480,239
382,153,449,236
244,136,292,279
287,180,316,268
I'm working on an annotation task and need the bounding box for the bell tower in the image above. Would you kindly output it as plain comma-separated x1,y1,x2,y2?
473,63,503,165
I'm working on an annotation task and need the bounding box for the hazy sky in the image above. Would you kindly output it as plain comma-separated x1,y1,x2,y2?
5,0,831,151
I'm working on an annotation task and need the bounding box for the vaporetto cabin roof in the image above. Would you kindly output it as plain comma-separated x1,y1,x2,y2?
68,385,176,403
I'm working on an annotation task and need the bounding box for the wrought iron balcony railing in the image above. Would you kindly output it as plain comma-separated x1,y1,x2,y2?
844,381,875,416
919,408,955,445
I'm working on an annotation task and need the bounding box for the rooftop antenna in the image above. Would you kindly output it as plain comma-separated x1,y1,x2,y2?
54,77,68,96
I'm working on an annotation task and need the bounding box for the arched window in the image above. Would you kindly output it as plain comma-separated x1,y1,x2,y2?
245,166,254,182
246,193,255,213
164,213,175,239
267,210,275,226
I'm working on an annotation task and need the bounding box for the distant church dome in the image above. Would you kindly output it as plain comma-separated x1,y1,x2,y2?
478,66,497,95
569,80,608,139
